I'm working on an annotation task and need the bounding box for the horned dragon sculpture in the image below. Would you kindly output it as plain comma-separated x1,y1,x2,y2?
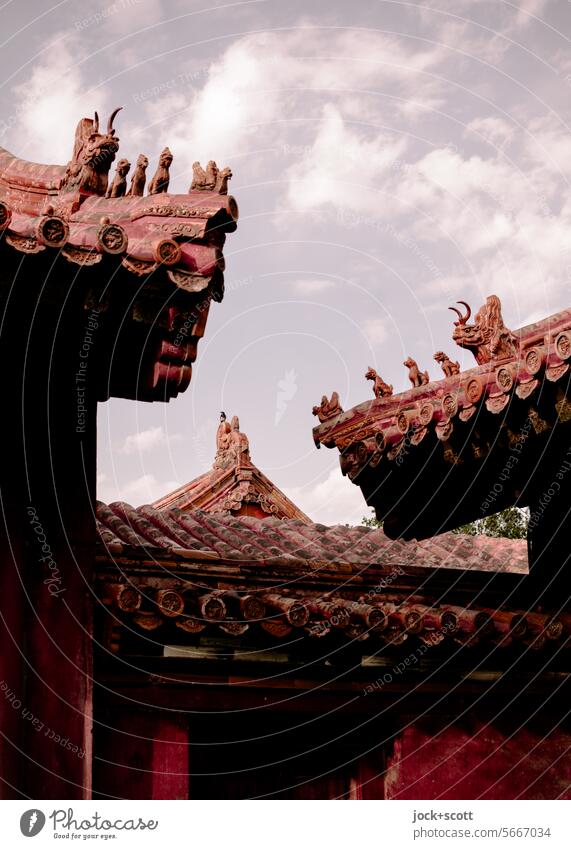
61,107,122,197
450,296,518,364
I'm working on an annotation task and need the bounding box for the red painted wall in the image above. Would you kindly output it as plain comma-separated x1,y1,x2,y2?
385,719,571,800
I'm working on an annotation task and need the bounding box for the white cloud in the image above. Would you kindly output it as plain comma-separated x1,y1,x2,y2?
286,104,407,216
284,467,369,526
354,141,571,316
515,0,552,28
465,117,515,152
11,40,106,163
292,278,335,294
362,317,388,346
98,473,181,506
121,425,172,455
138,27,449,173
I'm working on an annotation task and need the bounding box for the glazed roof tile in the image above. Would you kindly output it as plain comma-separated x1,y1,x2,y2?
96,501,527,574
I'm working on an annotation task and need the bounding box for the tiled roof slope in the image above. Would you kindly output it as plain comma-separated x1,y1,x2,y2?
96,501,527,574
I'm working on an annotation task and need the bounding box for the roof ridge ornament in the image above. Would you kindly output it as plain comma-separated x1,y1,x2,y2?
434,351,460,377
190,160,232,194
365,367,393,398
126,154,149,196
148,147,173,195
214,412,251,470
61,106,123,198
404,357,429,388
451,294,519,364
312,392,343,423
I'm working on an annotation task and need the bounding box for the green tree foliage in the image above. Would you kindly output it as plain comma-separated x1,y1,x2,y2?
362,512,382,528
452,507,528,540
361,507,528,539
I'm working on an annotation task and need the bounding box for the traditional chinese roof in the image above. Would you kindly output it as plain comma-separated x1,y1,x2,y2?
94,501,571,658
152,414,311,522
96,499,526,570
313,298,571,541
0,110,238,401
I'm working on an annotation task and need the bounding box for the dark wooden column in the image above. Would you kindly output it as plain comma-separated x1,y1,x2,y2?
93,710,189,800
525,395,571,608
0,251,97,798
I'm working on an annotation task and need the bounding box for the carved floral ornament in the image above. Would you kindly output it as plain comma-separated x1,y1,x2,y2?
222,485,280,516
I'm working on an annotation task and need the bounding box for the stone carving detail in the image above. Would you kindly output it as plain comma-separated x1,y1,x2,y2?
154,238,181,265
450,296,518,364
62,108,122,196
148,147,173,195
0,201,12,229
37,215,69,247
61,246,102,266
515,379,538,401
191,160,232,194
98,222,128,254
546,362,569,383
121,256,158,276
525,348,543,375
555,332,571,361
433,351,460,377
442,393,458,418
106,158,131,198
131,204,217,220
214,412,251,470
365,366,393,398
396,411,409,433
312,392,343,423
496,366,513,391
464,376,483,404
191,160,217,191
404,357,429,388
418,402,433,425
5,233,44,254
222,483,279,516
127,154,149,196
486,394,510,414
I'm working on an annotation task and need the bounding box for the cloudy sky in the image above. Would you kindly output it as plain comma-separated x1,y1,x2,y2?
2,0,571,523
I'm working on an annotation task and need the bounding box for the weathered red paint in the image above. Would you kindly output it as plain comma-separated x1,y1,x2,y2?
385,720,571,800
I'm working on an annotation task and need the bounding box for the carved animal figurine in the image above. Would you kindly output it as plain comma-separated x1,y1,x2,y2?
215,166,232,194
433,351,460,377
127,154,148,196
450,295,518,364
148,147,173,195
190,161,208,190
205,160,218,190
105,158,131,198
365,366,393,399
190,160,218,191
62,107,122,196
312,392,343,423
190,160,232,193
404,357,429,388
